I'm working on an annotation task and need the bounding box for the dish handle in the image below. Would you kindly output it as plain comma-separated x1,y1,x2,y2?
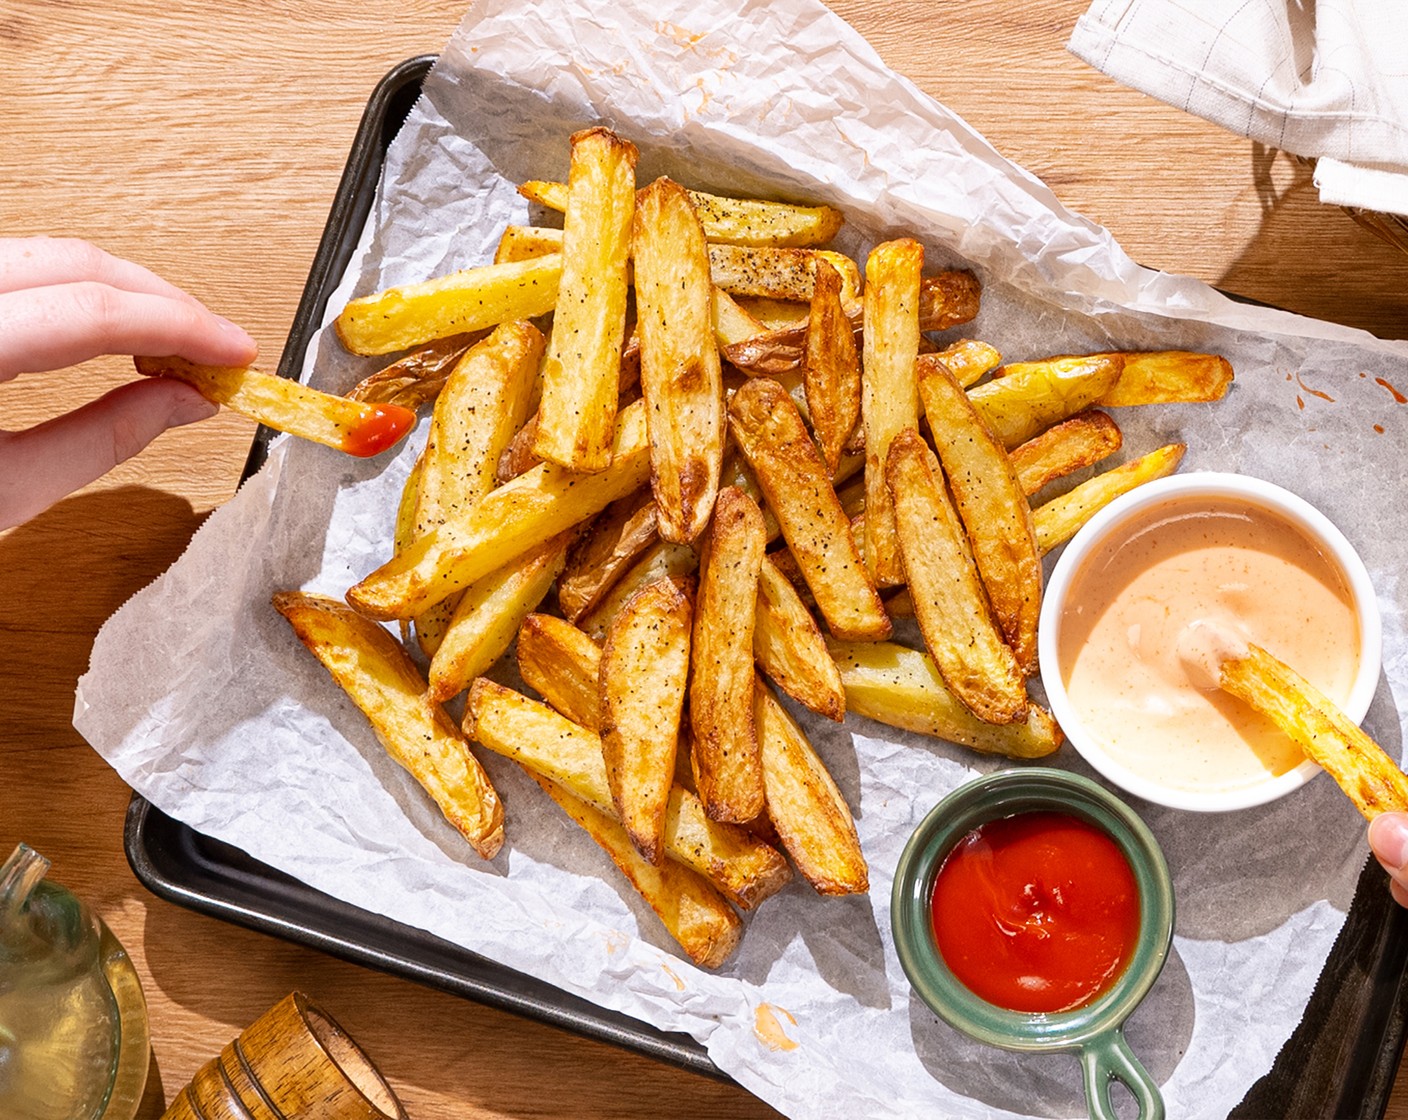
1080,1028,1164,1120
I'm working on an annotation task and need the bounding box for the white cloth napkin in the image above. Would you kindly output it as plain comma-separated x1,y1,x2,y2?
1068,0,1408,216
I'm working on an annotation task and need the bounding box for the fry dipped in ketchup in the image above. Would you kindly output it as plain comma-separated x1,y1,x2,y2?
136,355,415,457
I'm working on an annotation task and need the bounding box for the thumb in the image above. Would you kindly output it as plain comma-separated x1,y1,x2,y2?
0,378,218,530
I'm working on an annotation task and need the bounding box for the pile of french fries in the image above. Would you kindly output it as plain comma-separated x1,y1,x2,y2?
148,127,1243,968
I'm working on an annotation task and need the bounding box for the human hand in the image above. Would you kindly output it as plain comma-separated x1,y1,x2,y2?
1368,813,1408,907
0,236,257,530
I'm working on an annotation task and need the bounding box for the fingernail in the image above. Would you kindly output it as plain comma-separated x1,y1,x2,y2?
1369,814,1408,869
170,395,220,428
214,316,258,357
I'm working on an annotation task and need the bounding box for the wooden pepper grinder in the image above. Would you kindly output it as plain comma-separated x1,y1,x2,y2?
161,992,407,1120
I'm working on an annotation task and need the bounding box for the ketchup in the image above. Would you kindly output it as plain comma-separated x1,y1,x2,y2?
930,811,1139,1014
340,403,417,458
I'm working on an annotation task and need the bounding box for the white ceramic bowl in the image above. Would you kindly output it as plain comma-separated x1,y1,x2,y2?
1038,471,1382,812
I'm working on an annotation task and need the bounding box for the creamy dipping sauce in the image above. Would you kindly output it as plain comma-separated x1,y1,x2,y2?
1058,496,1359,794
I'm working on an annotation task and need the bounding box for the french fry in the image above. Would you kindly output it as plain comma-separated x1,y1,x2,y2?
347,333,482,407
494,225,566,264
705,245,860,303
1094,350,1234,407
557,490,660,623
1217,643,1408,818
754,556,845,721
516,613,604,731
531,774,743,968
335,255,563,356
826,639,1061,758
1033,443,1186,555
713,288,769,348
466,679,791,908
519,179,844,247
410,322,544,655
932,339,1003,388
754,680,868,895
531,128,638,472
886,429,1027,723
690,488,767,823
737,297,810,330
633,177,725,543
1009,410,1123,497
721,270,981,377
805,256,863,474
426,532,571,702
347,401,652,620
134,356,415,458
579,538,699,642
861,238,924,587
728,377,891,642
968,354,1124,449
273,593,503,858
918,357,1042,673
601,576,694,863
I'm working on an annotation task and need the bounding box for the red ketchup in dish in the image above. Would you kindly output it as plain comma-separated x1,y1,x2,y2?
340,403,417,458
930,811,1140,1014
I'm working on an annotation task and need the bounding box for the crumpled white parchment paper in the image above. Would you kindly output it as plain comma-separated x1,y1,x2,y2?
74,2,1408,1117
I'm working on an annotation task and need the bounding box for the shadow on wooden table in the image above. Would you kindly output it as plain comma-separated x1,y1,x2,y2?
1216,145,1408,340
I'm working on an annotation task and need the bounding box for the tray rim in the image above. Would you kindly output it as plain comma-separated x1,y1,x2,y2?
121,50,1408,1119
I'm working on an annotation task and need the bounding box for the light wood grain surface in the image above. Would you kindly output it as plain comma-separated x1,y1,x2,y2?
4,2,1406,1117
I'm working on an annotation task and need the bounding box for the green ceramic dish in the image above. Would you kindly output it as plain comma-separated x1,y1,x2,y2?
891,768,1175,1120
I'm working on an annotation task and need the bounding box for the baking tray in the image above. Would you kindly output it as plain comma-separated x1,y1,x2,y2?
124,53,1408,1116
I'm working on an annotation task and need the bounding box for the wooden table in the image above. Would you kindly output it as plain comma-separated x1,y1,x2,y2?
4,2,1406,1116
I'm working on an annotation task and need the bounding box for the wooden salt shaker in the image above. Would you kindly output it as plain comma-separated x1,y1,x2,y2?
161,992,406,1120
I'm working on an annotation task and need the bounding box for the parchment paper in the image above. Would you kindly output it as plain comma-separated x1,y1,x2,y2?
74,1,1408,1117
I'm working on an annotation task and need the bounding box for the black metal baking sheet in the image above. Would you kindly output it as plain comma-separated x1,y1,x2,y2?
123,52,1408,1117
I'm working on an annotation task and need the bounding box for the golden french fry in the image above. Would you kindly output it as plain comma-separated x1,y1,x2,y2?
135,356,415,458
494,225,565,264
737,297,810,330
1033,443,1186,555
720,270,981,377
557,490,660,623
918,357,1042,673
601,576,694,863
1218,643,1408,818
712,288,769,348
516,613,604,731
754,680,868,895
531,128,638,472
931,339,1002,388
728,377,891,642
1009,410,1123,498
633,177,725,544
531,774,742,968
273,592,503,858
705,245,860,303
426,532,570,702
968,354,1124,449
805,257,863,474
579,538,699,642
886,428,1027,724
347,333,482,406
519,179,844,248
409,322,544,655
347,401,651,620
690,488,767,823
754,556,845,721
826,639,1061,758
861,238,924,587
1097,350,1235,407
465,679,791,909
335,255,562,356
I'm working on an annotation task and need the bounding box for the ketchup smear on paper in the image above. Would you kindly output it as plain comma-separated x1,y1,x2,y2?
341,403,416,457
931,811,1140,1013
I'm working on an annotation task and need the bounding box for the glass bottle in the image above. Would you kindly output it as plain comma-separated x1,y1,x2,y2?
0,843,149,1119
